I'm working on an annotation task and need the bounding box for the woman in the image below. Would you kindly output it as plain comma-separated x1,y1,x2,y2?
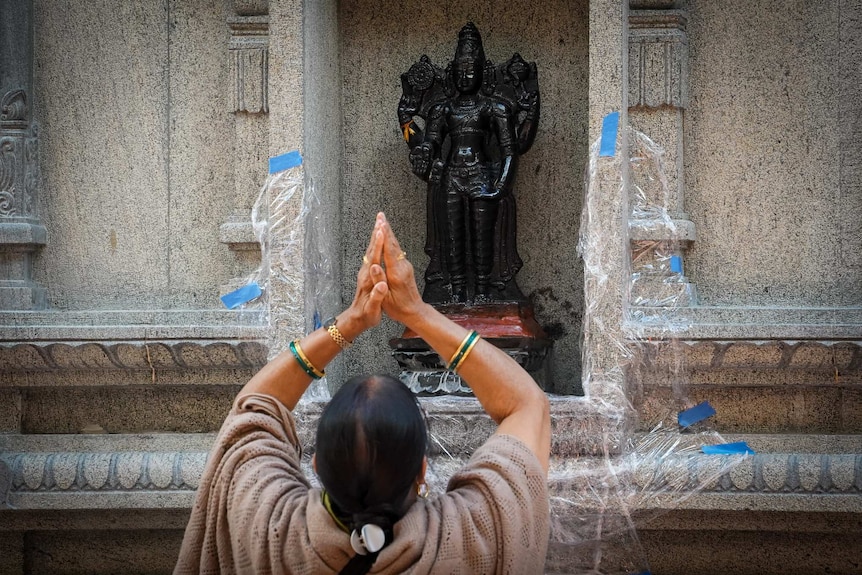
175,213,550,574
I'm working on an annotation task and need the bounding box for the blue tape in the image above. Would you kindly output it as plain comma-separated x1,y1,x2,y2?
599,111,620,157
702,441,756,455
670,255,683,273
313,310,322,331
678,401,717,428
220,282,262,309
269,150,303,174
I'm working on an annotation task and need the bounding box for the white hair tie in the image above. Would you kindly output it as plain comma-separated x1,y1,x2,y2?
350,524,386,555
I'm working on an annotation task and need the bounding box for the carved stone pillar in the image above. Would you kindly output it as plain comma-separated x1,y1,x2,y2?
0,0,47,310
219,1,270,293
628,4,697,306
228,3,269,115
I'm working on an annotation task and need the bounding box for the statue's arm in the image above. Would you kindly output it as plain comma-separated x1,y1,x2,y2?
492,102,519,196
410,104,447,181
516,62,540,154
424,104,447,154
517,91,540,154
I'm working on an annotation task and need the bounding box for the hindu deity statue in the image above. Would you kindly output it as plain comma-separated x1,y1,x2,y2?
398,22,540,305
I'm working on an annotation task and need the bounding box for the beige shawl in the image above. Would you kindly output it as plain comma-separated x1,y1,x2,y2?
175,393,549,574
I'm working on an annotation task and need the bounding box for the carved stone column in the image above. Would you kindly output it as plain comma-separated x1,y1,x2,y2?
219,1,270,293
0,0,47,310
628,3,697,306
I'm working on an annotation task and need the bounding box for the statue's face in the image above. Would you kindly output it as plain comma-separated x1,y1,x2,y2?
453,56,481,94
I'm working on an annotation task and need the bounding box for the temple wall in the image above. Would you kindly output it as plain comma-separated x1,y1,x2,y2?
32,0,238,310
1,0,861,573
684,0,861,307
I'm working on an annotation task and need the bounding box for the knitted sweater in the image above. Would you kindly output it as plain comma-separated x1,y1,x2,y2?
174,393,550,574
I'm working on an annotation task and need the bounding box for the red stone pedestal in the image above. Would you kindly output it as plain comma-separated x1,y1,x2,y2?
390,303,553,394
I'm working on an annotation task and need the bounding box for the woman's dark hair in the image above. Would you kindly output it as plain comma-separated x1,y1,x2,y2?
315,374,427,573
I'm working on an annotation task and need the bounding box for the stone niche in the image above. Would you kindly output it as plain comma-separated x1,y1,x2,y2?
314,0,590,395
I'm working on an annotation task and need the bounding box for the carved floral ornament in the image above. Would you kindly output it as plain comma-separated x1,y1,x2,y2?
0,340,268,372
0,90,28,128
0,90,39,219
2,449,859,497
0,138,19,217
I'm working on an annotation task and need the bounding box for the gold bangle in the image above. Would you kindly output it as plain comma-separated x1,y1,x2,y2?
290,339,325,379
447,330,480,371
326,320,353,350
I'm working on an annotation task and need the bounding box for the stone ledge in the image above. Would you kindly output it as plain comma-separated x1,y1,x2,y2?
0,310,268,340
626,306,862,340
639,492,862,513
298,395,629,458
634,508,862,533
0,221,47,246
218,217,260,251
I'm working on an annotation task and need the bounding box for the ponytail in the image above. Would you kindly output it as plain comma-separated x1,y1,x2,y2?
317,375,427,575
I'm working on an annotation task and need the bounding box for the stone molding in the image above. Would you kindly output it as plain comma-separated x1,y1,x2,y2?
0,340,268,373
626,306,862,340
3,444,859,512
0,90,28,130
0,310,269,372
628,10,688,109
228,16,269,114
706,453,862,495
632,339,862,373
294,396,630,458
2,451,207,495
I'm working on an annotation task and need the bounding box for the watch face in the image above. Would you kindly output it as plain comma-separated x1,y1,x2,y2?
323,316,337,328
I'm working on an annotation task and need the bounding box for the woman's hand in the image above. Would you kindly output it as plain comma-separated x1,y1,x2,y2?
341,215,390,337
377,213,427,326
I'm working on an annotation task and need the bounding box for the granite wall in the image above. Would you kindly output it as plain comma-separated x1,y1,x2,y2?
685,0,861,307
32,0,238,310
1,0,861,573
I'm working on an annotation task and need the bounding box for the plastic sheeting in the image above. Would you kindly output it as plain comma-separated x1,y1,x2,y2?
543,123,747,573
237,126,749,573
240,151,336,401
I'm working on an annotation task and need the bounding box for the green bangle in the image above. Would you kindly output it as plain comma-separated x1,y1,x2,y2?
289,339,325,379
447,330,480,371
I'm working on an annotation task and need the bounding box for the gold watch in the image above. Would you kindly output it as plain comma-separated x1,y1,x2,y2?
324,316,353,350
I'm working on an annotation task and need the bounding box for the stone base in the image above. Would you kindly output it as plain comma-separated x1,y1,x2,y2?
390,302,553,394
0,283,47,310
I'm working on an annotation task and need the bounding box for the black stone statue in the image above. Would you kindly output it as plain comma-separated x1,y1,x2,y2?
398,23,540,305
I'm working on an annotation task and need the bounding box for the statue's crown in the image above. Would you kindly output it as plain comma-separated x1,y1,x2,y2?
459,22,482,44
456,22,484,58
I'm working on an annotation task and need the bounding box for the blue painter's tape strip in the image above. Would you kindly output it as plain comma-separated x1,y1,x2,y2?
220,282,262,309
678,401,717,427
670,255,683,273
599,111,620,157
702,441,756,455
269,150,303,174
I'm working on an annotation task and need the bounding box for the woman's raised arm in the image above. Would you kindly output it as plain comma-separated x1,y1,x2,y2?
238,217,390,410
377,213,550,474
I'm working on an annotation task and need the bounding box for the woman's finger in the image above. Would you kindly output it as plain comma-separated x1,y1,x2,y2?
363,214,385,264
380,216,406,269
370,229,384,266
369,263,386,286
369,281,388,306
